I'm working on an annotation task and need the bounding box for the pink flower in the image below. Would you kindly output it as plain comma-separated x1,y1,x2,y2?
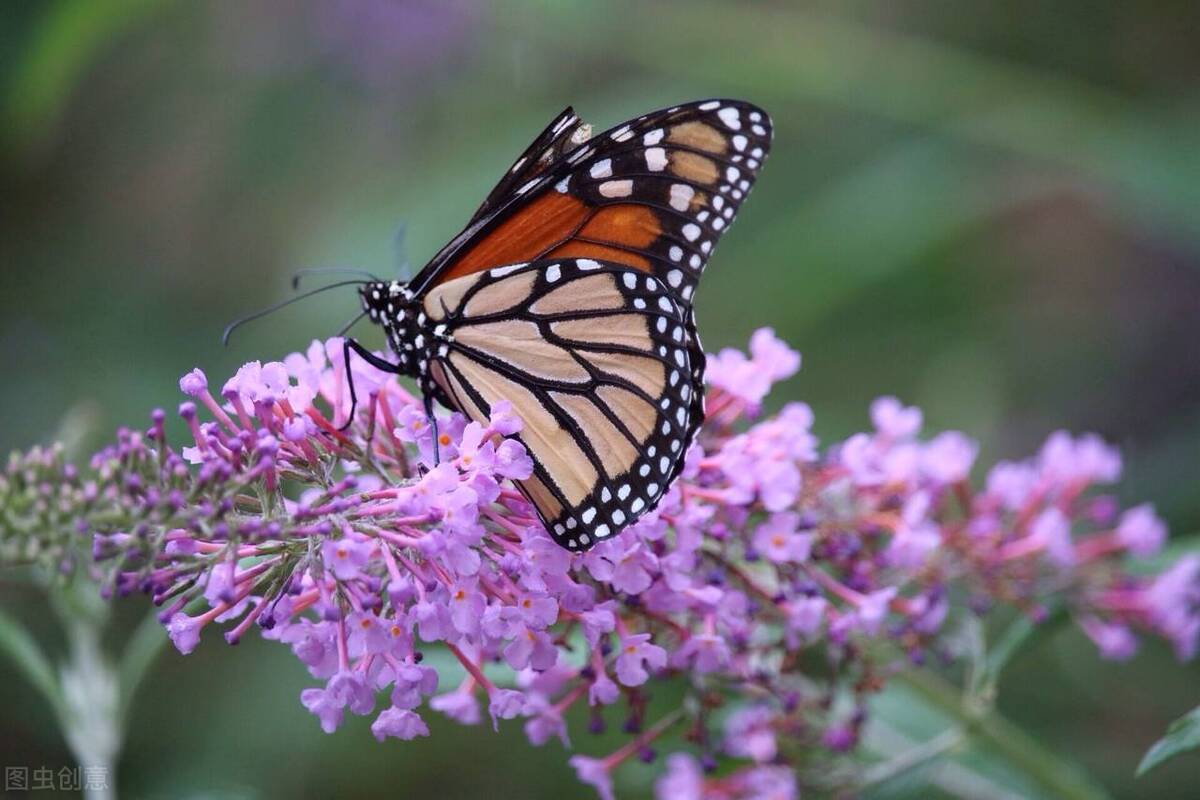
707,327,799,405
1116,503,1166,557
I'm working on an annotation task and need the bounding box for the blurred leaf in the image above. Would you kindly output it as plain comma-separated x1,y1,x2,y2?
4,0,168,153
118,606,170,725
0,605,63,714
1137,705,1200,777
979,603,1069,694
872,670,1111,799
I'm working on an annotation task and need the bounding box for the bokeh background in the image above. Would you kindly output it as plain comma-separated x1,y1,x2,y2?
2,0,1198,797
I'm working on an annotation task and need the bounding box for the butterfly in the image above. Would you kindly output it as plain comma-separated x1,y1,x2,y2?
345,99,771,551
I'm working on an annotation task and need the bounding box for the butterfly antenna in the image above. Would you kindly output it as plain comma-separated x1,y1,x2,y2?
393,222,412,281
222,280,367,346
291,267,381,291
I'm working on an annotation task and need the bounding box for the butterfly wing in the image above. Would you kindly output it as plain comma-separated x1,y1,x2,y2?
422,259,698,550
409,99,772,305
467,107,593,226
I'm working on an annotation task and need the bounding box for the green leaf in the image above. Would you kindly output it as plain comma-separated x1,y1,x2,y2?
868,670,1111,799
1137,705,1200,777
0,606,63,714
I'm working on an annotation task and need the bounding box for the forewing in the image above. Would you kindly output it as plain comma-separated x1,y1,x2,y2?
467,107,593,226
423,259,700,551
410,99,772,306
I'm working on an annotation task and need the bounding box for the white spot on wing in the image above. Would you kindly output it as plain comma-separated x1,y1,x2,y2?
589,159,612,179
599,180,633,198
717,107,741,130
682,223,700,241
645,147,668,172
669,183,695,211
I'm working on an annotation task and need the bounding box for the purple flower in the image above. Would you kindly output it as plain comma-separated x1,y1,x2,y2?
921,431,977,484
752,512,812,564
856,588,897,634
568,756,615,800
321,535,372,581
24,326,1193,799
1116,504,1166,558
615,633,667,686
166,613,201,655
524,696,570,747
371,707,430,741
784,596,827,645
1038,431,1122,486
179,368,208,397
1145,555,1200,660
724,705,778,762
871,396,922,440
707,327,800,405
1079,617,1138,661
488,688,528,730
655,753,703,800
430,690,480,725
1031,508,1075,567
389,663,438,709
301,670,374,733
673,632,732,674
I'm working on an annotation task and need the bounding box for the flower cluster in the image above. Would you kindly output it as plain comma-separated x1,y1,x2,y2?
4,330,1196,799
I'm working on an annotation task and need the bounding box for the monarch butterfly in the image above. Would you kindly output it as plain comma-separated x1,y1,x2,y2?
345,100,769,550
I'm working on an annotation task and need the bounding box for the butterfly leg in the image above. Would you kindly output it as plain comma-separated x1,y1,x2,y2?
340,338,400,431
424,393,441,466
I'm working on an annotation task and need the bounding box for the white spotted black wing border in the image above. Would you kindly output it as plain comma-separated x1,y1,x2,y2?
428,258,701,551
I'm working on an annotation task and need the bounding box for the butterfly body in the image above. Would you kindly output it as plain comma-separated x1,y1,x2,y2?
353,99,772,550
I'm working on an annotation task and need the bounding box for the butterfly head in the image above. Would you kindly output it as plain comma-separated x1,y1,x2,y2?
359,280,423,377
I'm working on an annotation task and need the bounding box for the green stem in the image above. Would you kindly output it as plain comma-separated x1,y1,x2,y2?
897,669,1110,800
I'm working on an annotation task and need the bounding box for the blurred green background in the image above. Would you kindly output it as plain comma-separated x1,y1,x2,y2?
2,0,1198,797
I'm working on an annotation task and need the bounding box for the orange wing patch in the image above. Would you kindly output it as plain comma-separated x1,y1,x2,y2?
440,192,591,283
